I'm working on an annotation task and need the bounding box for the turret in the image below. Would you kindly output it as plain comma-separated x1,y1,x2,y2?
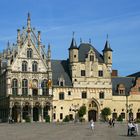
102,35,113,70
68,32,78,63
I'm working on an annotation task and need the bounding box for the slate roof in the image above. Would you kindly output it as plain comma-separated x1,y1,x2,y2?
78,43,104,63
127,71,140,78
51,60,72,87
69,38,78,50
112,77,135,96
102,40,113,52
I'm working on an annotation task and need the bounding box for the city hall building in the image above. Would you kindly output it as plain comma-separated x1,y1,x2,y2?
0,14,140,123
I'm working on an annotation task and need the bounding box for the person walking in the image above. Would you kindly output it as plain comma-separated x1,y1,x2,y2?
127,121,133,136
90,120,95,131
134,121,139,136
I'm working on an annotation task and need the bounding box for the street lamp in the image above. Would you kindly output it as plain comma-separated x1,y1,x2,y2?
70,104,79,123
126,94,133,121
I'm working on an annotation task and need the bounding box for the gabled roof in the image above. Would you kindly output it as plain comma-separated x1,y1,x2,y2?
51,60,72,87
112,77,135,96
78,43,104,63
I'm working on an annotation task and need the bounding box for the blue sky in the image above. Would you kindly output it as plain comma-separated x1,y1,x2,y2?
0,0,140,76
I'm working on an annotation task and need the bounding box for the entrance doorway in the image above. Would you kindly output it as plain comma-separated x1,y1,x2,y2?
12,105,20,122
33,107,39,121
23,105,30,121
88,110,97,122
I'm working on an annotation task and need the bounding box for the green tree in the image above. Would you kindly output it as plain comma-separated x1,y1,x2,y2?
101,107,111,121
78,105,86,118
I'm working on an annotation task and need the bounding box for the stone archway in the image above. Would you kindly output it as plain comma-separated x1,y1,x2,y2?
43,103,51,120
33,102,40,122
12,102,20,122
88,110,97,122
88,98,100,122
22,103,31,122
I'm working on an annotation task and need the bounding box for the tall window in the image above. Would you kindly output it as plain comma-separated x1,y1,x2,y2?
27,48,33,58
59,92,64,100
82,91,87,99
99,92,104,99
81,70,85,76
42,79,48,95
98,70,103,77
32,61,38,72
12,79,18,95
22,61,27,72
22,79,28,95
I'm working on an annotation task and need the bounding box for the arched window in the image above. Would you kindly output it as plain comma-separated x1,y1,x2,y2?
22,79,28,95
22,61,27,72
42,79,48,95
27,48,33,58
12,79,18,95
32,61,38,72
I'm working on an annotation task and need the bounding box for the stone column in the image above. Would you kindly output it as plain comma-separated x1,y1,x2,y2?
41,106,44,122
20,104,23,123
30,103,33,122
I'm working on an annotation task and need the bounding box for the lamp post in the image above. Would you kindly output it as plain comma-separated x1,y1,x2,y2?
126,94,133,121
70,104,79,123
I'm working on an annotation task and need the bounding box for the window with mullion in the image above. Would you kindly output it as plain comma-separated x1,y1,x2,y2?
42,80,48,95
27,48,33,58
22,61,27,72
12,79,18,95
22,79,28,96
32,61,38,72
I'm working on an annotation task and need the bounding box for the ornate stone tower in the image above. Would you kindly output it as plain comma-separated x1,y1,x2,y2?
69,33,78,63
68,33,78,80
102,36,113,71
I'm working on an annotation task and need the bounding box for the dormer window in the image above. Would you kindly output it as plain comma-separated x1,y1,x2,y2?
58,75,65,86
27,48,33,58
117,84,125,95
90,55,94,61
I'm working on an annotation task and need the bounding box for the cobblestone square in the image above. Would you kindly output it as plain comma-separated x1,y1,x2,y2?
0,122,140,140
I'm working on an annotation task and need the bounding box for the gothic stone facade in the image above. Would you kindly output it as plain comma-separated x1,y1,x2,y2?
0,14,140,123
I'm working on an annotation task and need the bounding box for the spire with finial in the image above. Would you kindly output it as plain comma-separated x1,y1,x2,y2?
47,43,51,59
80,38,82,44
17,29,20,45
69,31,77,50
38,31,41,46
102,34,113,52
27,13,31,46
27,12,31,30
89,38,91,44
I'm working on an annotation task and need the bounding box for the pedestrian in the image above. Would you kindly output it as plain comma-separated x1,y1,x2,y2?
90,120,95,130
127,121,133,136
134,121,139,136
112,118,115,127
108,118,112,127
